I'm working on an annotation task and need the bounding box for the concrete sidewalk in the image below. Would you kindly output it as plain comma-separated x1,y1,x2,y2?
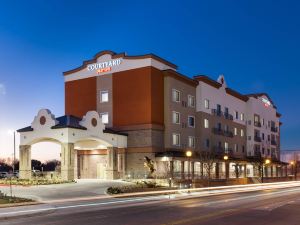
0,179,129,202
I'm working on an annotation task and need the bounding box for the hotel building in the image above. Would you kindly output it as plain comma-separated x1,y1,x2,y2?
17,51,283,180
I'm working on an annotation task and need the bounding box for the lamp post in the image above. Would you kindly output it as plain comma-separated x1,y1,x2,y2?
224,155,229,179
186,150,192,181
261,159,271,183
8,130,16,173
290,161,295,180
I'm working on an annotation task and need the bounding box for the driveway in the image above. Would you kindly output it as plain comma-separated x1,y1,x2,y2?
0,179,129,202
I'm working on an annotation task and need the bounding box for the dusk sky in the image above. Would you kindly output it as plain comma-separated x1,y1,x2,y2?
0,0,299,161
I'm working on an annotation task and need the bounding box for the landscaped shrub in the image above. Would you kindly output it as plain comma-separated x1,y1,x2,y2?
107,186,123,194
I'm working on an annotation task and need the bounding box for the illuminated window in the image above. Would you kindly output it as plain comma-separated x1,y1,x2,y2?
100,113,109,124
172,89,180,102
204,99,210,109
204,119,209,128
188,95,195,107
234,144,238,152
172,111,180,124
224,142,229,152
172,133,180,146
188,136,195,148
100,91,109,102
241,129,244,137
240,113,245,121
234,127,237,136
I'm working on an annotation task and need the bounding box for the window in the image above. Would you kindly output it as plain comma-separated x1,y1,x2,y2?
240,113,245,121
217,104,221,113
204,99,209,109
241,129,244,137
267,149,270,155
235,111,239,120
172,133,180,146
234,127,237,136
204,119,209,128
242,146,245,153
100,91,109,102
234,144,238,152
172,89,180,102
217,122,222,131
224,142,229,152
100,113,109,124
262,148,265,155
224,107,229,115
262,118,265,126
262,133,265,140
188,95,195,107
205,139,210,148
188,136,195,148
172,111,180,124
188,116,195,128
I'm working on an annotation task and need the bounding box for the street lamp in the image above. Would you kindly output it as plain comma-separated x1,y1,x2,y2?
186,150,192,181
7,130,16,173
290,161,296,179
261,159,271,183
223,155,229,161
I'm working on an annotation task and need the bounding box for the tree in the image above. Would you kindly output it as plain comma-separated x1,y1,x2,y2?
41,159,60,171
198,151,218,187
232,163,243,178
144,156,156,178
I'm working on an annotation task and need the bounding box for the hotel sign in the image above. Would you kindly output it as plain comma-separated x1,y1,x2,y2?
87,58,123,74
262,97,271,107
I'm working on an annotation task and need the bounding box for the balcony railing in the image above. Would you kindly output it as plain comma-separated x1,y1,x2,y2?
211,109,233,120
254,136,262,142
211,109,222,117
224,112,233,120
254,121,261,127
213,147,233,156
223,130,234,137
271,140,277,146
212,128,224,135
271,127,278,132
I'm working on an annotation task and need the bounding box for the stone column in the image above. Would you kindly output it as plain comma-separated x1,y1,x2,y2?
243,164,247,178
181,161,185,180
191,162,195,180
271,165,273,177
215,162,220,179
170,161,174,179
19,145,31,180
61,143,76,181
106,147,118,180
225,162,230,179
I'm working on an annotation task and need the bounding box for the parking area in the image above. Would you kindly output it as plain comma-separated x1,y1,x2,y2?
0,179,129,202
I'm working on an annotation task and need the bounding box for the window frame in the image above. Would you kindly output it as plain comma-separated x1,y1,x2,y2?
172,133,180,146
100,90,109,103
188,95,195,108
172,89,181,103
100,112,109,124
188,115,195,128
172,111,180,124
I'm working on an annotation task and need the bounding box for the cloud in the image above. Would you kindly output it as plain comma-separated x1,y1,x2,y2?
0,84,6,95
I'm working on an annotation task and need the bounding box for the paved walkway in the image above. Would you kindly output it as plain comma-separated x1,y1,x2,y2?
0,179,129,201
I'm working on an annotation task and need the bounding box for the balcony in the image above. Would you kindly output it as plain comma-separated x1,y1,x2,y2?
254,121,261,127
213,147,233,157
271,126,278,132
211,109,222,117
224,112,233,120
211,109,233,121
212,128,224,135
254,136,262,142
223,130,234,137
271,140,277,146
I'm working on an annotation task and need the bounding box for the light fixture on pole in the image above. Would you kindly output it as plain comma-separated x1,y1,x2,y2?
186,150,192,181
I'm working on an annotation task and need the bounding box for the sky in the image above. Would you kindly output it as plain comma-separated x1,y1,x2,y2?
0,0,299,161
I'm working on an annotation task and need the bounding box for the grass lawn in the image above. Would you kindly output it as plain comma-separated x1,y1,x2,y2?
0,196,33,205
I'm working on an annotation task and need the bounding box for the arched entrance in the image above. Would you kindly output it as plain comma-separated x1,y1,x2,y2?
17,109,127,181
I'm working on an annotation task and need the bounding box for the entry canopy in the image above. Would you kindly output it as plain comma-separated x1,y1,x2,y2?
17,109,127,149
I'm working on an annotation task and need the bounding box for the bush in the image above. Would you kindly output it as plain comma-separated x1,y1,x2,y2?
107,186,123,195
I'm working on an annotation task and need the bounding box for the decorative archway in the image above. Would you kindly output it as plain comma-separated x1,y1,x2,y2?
17,109,127,180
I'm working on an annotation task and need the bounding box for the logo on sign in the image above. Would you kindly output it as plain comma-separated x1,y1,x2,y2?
262,97,271,107
87,58,122,74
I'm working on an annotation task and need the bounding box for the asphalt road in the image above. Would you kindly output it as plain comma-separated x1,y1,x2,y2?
2,185,300,225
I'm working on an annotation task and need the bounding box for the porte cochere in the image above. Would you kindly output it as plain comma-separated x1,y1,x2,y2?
17,109,127,180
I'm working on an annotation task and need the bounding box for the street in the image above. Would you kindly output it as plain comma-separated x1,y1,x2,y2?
1,182,300,225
